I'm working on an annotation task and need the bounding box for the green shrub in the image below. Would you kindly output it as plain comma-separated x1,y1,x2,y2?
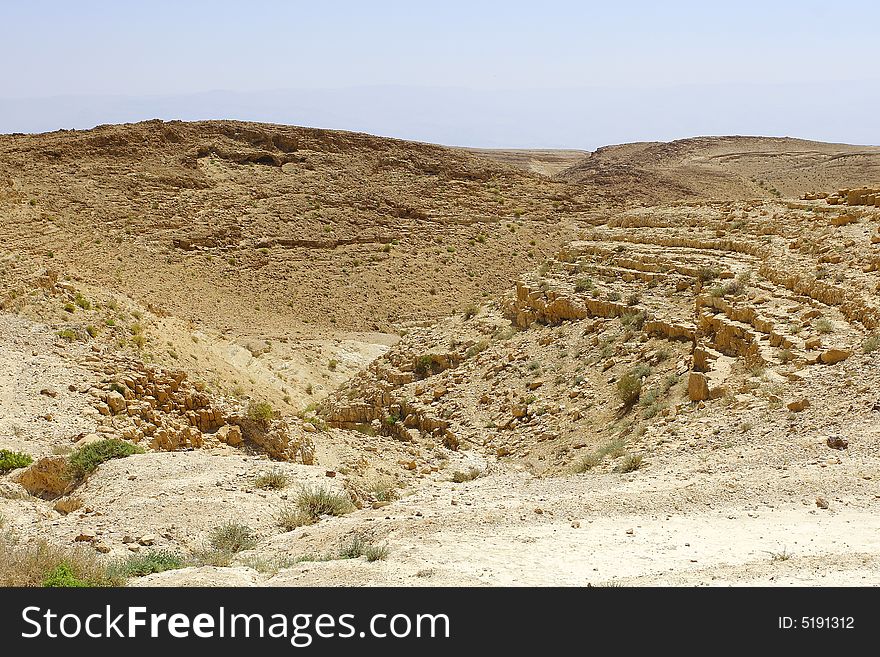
113,550,183,578
67,439,143,479
617,373,643,407
462,304,479,320
0,449,33,473
814,318,833,334
57,328,79,342
74,293,91,310
247,401,274,422
208,521,258,553
328,359,338,371
575,278,594,293
863,335,880,354
43,563,89,588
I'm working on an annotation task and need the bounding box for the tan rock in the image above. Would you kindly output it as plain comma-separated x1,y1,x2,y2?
105,391,127,414
53,496,83,514
215,424,243,447
14,456,73,499
687,371,710,401
819,348,851,365
786,398,810,412
804,337,822,350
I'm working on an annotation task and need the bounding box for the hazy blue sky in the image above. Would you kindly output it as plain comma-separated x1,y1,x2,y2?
1,1,878,147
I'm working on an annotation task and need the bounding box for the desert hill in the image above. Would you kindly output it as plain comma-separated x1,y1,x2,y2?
556,135,880,203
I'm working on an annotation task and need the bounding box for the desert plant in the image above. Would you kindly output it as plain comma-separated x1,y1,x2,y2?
328,359,338,371
575,452,602,472
778,349,794,364
814,318,833,334
295,485,354,520
369,479,398,502
0,534,116,587
276,505,315,531
42,563,90,588
247,400,274,422
364,543,389,562
254,468,288,490
462,304,479,320
862,335,880,354
338,535,368,559
597,437,628,459
697,266,720,282
112,550,183,578
208,521,258,554
74,293,91,310
0,449,33,473
617,372,643,408
67,439,143,479
575,278,594,293
615,453,645,473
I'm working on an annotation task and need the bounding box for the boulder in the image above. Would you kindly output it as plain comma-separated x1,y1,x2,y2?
14,456,73,499
819,348,851,365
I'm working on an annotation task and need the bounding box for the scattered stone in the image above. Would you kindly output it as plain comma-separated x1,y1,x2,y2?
75,530,97,542
819,348,851,365
826,436,848,450
787,398,810,412
53,496,83,515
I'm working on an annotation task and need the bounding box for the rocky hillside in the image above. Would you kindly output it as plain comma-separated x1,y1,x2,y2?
558,136,880,203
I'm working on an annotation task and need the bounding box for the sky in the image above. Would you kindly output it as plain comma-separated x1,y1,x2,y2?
1,0,878,148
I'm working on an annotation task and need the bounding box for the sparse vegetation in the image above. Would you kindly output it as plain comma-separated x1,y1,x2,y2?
67,439,143,480
247,400,274,422
575,278,594,293
0,449,33,473
863,335,880,354
294,485,355,520
615,453,645,473
338,534,389,561
111,550,183,578
617,364,648,408
814,318,833,334
369,479,398,502
0,534,117,587
208,521,258,554
254,468,288,490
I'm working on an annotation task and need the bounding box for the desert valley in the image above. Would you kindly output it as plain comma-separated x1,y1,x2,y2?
2,120,880,586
